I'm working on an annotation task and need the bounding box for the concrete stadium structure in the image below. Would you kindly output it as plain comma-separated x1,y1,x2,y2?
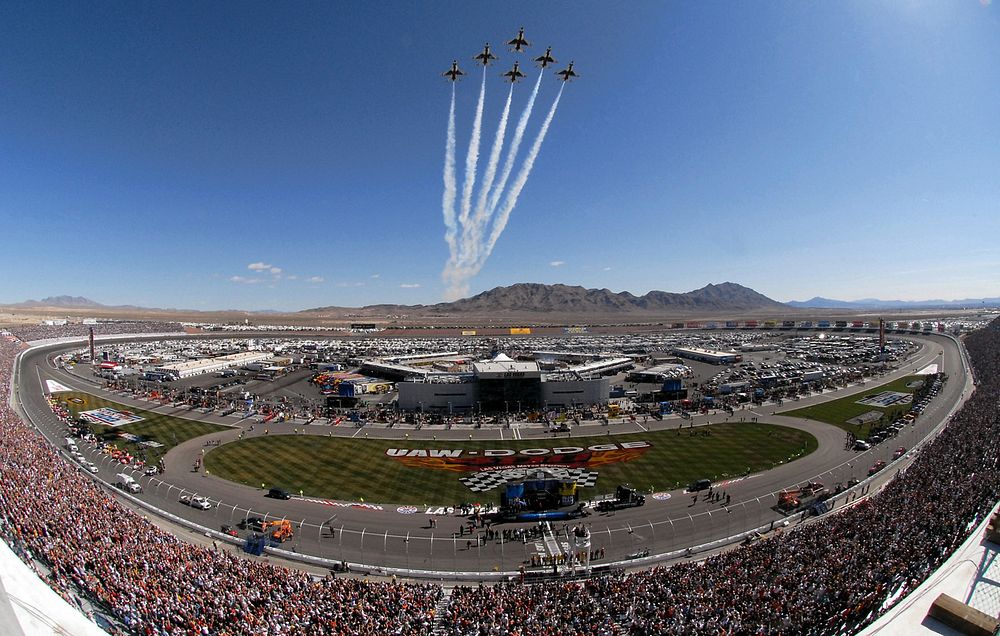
3,320,997,636
396,353,610,412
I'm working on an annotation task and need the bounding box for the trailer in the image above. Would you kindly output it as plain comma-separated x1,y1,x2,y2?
595,484,646,512
776,482,829,513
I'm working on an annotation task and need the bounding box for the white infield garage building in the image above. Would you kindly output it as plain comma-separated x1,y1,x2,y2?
397,354,610,412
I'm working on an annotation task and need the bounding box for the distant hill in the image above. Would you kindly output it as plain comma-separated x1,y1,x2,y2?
788,296,1000,310
306,282,788,315
14,295,105,308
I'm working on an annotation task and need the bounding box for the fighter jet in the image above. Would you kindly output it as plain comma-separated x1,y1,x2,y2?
501,61,526,83
555,61,579,82
507,27,530,52
473,43,498,66
533,46,556,68
442,60,465,82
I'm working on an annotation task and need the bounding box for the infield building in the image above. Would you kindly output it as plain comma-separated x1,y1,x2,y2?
396,353,609,413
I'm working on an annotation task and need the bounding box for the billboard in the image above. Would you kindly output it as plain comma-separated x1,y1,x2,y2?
510,327,532,335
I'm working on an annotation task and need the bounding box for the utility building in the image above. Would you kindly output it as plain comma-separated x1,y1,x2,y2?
396,353,608,413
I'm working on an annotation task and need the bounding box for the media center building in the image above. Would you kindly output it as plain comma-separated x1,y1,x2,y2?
396,353,610,413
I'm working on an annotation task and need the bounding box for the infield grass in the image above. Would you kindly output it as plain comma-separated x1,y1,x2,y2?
205,422,817,506
54,391,227,465
780,375,923,439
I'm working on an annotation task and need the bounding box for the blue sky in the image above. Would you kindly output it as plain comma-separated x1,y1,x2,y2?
1,1,998,310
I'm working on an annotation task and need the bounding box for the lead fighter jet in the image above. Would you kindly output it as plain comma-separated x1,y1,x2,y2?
442,60,465,82
534,46,556,68
501,60,526,83
507,27,530,52
556,61,579,82
473,43,498,66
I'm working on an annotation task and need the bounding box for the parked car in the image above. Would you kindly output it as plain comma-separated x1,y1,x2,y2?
239,516,266,530
180,495,213,510
868,460,887,476
688,479,712,492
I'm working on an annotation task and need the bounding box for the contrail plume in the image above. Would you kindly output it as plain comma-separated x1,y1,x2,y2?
441,84,458,265
478,83,565,269
485,70,543,220
458,69,487,228
461,83,513,268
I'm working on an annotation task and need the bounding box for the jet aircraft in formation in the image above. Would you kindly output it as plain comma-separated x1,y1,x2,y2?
501,61,526,84
534,46,556,68
442,60,465,82
447,32,578,83
556,61,578,82
507,27,530,52
473,43,498,67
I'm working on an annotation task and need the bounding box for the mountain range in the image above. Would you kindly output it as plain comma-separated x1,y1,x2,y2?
787,296,1000,310
6,284,998,317
13,295,106,309
318,282,786,315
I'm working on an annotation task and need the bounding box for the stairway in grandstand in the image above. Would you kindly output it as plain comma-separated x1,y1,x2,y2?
430,587,454,634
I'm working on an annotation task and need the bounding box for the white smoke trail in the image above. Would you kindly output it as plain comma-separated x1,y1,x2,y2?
441,84,458,266
460,83,513,269
458,69,487,228
477,83,565,269
485,71,543,221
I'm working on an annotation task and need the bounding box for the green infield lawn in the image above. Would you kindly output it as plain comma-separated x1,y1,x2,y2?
780,375,923,439
205,422,817,506
54,391,227,465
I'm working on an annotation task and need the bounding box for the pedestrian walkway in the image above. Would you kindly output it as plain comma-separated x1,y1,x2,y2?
430,587,453,635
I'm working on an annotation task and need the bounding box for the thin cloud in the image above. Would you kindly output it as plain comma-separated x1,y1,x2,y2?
306,276,325,283
247,262,272,272
229,276,261,284
603,266,612,271
550,260,566,267
371,273,381,279
400,283,421,288
269,267,282,275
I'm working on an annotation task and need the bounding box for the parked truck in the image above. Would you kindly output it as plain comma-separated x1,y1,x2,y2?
595,484,646,512
116,473,142,493
776,482,828,513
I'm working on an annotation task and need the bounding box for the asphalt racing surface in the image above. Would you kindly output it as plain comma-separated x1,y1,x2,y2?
13,333,969,580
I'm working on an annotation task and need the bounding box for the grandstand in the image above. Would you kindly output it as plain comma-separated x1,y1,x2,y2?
1,322,999,634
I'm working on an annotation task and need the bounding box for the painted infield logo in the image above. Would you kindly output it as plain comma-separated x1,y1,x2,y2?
386,441,652,493
79,407,144,428
386,441,651,471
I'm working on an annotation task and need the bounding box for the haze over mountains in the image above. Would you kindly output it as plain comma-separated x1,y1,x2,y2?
787,296,1000,310
13,296,105,309
5,284,999,317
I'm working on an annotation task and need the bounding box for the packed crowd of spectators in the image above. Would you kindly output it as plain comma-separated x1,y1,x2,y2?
0,337,441,635
6,321,184,343
1,320,998,635
441,322,1000,635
